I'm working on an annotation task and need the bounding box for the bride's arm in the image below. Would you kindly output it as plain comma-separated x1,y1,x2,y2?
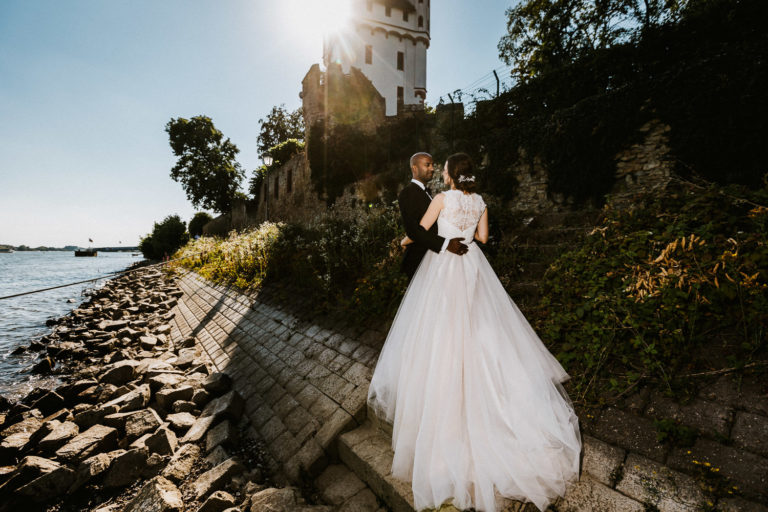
419,194,445,231
474,208,489,243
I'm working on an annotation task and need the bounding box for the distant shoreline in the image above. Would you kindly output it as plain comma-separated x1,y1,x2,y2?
0,246,140,252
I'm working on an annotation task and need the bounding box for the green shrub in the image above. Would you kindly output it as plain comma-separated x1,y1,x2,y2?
140,215,189,260
188,212,213,238
534,180,768,403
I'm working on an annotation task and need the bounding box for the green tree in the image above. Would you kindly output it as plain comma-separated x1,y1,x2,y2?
166,116,245,213
188,212,213,238
139,215,189,260
498,0,690,79
257,105,304,155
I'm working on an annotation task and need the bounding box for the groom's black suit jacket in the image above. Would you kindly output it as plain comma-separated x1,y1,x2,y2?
399,181,445,279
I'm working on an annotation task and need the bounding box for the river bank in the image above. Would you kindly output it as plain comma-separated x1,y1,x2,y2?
0,251,143,400
0,266,331,512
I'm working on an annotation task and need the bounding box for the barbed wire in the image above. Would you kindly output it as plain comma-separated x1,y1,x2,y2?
435,65,516,112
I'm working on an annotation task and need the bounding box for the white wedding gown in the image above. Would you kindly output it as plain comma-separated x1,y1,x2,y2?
367,190,581,512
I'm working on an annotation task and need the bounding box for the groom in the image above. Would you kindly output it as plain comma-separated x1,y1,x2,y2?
399,152,468,279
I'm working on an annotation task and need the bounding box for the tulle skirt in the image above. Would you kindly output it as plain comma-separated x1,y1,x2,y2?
367,243,581,511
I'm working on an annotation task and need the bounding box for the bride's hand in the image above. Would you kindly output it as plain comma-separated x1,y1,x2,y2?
401,236,413,247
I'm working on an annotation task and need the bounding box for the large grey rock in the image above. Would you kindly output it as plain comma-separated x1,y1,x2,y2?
97,320,128,332
193,457,245,499
21,419,61,452
30,391,66,417
74,404,120,429
123,476,183,512
149,373,185,391
104,408,162,439
103,384,151,413
206,420,238,454
205,446,230,467
166,412,196,432
249,487,305,512
145,426,177,455
162,443,200,482
103,447,149,488
0,415,42,442
38,421,80,452
191,388,211,407
99,360,140,386
16,464,76,501
174,348,196,369
172,400,197,413
155,385,194,410
201,390,245,422
139,336,158,351
68,452,113,492
181,415,217,443
55,424,118,463
199,490,237,512
203,373,232,395
0,456,61,493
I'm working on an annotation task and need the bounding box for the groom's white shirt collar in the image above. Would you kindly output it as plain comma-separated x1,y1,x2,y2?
411,179,431,199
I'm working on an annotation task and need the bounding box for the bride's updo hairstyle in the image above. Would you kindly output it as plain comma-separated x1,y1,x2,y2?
446,152,477,193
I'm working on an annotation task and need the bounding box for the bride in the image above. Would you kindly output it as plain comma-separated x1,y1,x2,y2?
367,153,581,512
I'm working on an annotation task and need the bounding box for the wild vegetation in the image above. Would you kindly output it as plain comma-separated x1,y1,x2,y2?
172,0,768,406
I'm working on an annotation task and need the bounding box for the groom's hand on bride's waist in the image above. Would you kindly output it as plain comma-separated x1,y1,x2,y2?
447,238,469,256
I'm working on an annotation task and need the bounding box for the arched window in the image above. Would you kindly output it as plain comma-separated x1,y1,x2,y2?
418,16,424,28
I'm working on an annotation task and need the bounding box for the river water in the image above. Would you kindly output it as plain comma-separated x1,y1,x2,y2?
0,251,142,401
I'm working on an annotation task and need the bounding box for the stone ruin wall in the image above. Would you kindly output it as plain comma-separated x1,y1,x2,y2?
509,119,675,213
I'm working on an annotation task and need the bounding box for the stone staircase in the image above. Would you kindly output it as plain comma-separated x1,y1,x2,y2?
337,406,538,512
498,210,603,309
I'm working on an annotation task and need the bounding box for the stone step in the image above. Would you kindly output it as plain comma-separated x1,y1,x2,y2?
339,409,535,512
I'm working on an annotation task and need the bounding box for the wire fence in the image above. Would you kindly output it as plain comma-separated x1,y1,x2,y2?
0,259,178,301
435,64,517,114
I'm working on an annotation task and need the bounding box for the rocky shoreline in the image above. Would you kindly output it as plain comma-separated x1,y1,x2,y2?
0,266,333,512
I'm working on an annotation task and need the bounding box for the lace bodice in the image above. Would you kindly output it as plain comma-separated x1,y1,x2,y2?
439,190,486,232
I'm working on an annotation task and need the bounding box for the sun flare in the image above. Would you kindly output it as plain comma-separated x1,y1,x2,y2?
292,0,353,38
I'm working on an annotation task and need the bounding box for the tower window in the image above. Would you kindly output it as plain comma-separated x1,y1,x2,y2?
287,169,293,194
274,177,279,199
385,6,391,16
418,15,424,27
397,86,404,101
403,11,409,21
365,45,373,64
397,51,404,71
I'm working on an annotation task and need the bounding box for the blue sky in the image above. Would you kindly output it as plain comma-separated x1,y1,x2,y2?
0,0,513,247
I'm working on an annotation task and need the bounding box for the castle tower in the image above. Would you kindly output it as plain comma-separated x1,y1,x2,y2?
323,0,430,116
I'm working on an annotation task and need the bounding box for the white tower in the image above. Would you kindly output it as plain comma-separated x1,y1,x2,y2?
324,0,430,116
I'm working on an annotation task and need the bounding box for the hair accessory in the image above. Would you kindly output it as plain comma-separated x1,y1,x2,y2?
458,175,476,183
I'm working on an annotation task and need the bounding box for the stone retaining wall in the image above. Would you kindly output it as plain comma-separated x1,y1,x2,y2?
169,271,768,511
169,271,386,483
